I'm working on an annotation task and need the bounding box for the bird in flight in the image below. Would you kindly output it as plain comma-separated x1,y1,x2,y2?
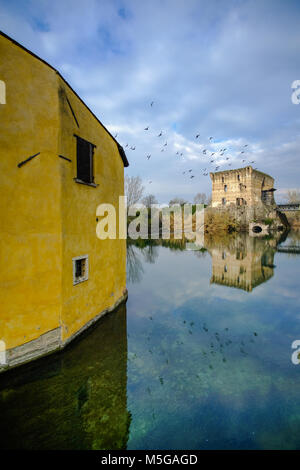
158,131,162,137
130,146,136,150
147,154,151,160
149,181,152,184
196,134,200,139
125,143,128,148
114,133,118,138
209,137,213,141
164,142,167,146
144,126,149,130
190,175,195,179
151,101,154,107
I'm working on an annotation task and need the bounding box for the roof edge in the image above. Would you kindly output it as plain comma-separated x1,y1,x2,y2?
0,30,129,168
210,166,273,180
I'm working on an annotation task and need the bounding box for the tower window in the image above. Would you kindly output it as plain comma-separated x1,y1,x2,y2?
224,185,227,192
222,197,226,205
73,255,89,285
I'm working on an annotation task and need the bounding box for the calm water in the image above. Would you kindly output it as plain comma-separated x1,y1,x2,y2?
0,231,300,449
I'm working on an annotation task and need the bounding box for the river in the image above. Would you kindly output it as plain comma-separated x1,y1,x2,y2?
0,231,300,449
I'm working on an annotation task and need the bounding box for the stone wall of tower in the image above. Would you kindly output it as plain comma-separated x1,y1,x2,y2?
210,166,275,208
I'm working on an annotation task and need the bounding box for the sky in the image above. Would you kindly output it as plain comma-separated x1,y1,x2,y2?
1,0,300,203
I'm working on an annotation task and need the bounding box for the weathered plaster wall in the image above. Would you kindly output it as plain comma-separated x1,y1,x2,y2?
57,77,127,343
0,33,127,369
0,34,62,351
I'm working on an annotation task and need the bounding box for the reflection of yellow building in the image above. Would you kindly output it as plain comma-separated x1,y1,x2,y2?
0,303,130,450
0,32,128,371
206,234,276,292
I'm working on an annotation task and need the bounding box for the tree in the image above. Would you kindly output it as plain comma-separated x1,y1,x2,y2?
142,194,158,208
169,197,187,206
285,190,300,204
194,192,211,205
125,176,145,207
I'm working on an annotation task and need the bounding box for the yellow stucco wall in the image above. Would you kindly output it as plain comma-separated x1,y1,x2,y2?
57,77,126,342
0,33,127,359
0,34,62,350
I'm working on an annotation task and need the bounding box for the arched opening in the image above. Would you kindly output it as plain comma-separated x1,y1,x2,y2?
252,225,262,233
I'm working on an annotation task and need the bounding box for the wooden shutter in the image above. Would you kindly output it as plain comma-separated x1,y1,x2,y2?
76,137,94,183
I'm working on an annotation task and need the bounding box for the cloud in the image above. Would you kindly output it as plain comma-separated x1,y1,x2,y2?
1,0,300,201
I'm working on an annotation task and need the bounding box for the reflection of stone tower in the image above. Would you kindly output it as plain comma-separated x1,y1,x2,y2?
0,304,130,450
206,233,276,292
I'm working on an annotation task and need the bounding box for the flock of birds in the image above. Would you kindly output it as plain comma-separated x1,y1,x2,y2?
114,101,257,186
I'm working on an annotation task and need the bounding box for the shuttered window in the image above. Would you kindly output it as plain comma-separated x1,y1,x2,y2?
76,136,95,184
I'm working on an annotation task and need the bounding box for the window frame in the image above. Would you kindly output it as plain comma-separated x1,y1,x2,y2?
72,254,89,285
74,134,97,186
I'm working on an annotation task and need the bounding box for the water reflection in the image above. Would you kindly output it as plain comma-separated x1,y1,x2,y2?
127,241,159,283
127,231,289,293
1,230,300,450
125,230,300,449
0,303,130,450
206,234,277,291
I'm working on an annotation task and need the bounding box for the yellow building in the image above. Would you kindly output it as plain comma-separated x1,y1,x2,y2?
0,31,129,372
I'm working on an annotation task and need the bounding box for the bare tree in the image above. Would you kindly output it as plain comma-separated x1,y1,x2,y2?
126,244,144,283
194,192,210,204
125,176,145,207
285,189,300,204
142,194,158,207
169,197,187,206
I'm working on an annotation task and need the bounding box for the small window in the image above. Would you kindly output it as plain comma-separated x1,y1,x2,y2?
222,197,226,205
73,255,89,285
224,184,227,192
237,174,240,181
222,176,224,183
75,136,95,184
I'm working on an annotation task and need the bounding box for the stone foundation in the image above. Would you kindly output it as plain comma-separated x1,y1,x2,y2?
0,290,128,374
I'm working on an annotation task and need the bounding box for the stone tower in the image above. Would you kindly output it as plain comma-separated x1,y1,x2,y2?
210,166,276,208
